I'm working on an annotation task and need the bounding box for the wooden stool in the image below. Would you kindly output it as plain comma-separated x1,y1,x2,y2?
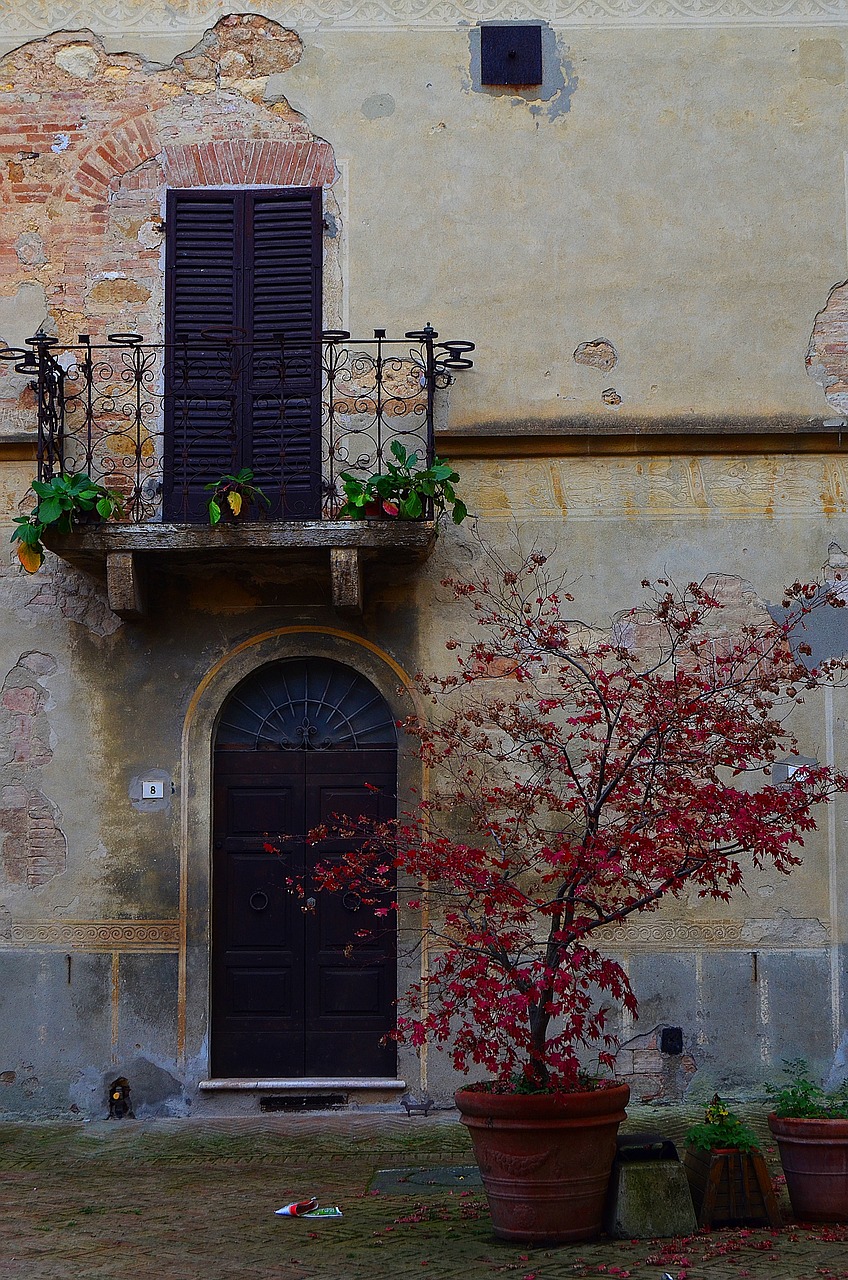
683,1147,782,1228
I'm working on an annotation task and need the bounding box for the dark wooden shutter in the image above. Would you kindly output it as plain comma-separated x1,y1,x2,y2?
247,191,322,520
164,189,322,522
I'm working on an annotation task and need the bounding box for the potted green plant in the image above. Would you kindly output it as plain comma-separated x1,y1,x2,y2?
767,1060,848,1221
205,468,270,525
11,471,124,573
683,1095,781,1227
338,441,467,523
296,552,848,1243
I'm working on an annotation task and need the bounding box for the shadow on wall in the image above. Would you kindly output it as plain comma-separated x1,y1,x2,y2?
71,1057,188,1119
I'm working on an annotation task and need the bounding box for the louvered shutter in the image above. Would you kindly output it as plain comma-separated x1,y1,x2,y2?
246,190,322,520
164,189,322,522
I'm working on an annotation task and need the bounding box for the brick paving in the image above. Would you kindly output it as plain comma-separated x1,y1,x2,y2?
0,1106,847,1279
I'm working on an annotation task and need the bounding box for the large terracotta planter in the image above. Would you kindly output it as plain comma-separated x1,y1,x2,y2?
768,1113,848,1222
455,1082,630,1243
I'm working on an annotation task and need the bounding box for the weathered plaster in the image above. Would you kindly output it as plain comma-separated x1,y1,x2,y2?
1,12,848,1113
574,338,618,372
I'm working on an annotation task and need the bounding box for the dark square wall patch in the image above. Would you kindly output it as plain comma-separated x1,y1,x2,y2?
480,24,543,87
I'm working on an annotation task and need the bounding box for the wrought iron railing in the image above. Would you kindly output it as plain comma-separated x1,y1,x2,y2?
0,327,474,523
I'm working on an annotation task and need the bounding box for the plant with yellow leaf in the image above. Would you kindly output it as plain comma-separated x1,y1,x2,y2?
205,468,270,526
11,472,124,573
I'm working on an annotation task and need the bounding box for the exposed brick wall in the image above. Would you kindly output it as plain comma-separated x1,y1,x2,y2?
0,16,336,355
0,784,67,888
162,139,334,188
614,1027,698,1102
0,651,67,890
807,279,848,415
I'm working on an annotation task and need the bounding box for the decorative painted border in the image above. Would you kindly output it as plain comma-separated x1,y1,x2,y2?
594,919,744,947
7,919,180,950
594,918,830,948
0,0,845,36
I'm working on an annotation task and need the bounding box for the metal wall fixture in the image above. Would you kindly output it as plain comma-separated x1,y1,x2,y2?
480,24,543,86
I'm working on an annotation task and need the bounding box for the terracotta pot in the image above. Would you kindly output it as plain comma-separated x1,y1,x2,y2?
768,1112,848,1222
455,1082,630,1243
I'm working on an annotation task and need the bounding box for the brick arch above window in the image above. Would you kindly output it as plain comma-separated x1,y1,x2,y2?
162,140,335,188
75,127,335,200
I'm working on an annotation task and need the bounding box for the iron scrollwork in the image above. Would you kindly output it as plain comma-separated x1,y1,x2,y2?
5,326,474,524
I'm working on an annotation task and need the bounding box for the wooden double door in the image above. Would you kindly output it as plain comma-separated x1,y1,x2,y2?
212,748,397,1078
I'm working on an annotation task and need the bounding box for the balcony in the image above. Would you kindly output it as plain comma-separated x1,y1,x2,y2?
1,327,474,618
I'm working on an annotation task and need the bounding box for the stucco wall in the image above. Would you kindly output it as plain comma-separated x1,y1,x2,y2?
2,4,848,1115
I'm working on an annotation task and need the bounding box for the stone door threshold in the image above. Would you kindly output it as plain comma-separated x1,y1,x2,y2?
198,1078,407,1091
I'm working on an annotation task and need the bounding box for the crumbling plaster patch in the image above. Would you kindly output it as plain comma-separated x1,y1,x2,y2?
573,338,618,372
0,16,340,352
0,556,123,638
0,282,47,347
806,278,848,417
0,651,67,889
613,1026,698,1103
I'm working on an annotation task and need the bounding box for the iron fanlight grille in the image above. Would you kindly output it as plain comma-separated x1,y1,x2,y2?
215,658,398,751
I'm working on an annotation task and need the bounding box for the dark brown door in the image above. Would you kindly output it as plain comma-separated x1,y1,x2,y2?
212,748,397,1078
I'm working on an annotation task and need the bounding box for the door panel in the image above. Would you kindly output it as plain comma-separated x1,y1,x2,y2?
212,748,397,1079
212,754,306,1076
230,968,292,1015
303,752,397,1076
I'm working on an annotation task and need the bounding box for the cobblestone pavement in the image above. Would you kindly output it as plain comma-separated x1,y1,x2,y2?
1,1106,847,1280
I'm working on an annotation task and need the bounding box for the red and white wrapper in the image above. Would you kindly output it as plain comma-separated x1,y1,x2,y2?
275,1197,319,1217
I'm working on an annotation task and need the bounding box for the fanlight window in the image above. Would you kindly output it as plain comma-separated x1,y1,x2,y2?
215,658,398,751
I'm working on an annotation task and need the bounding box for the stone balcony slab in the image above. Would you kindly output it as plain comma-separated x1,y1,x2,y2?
44,520,437,620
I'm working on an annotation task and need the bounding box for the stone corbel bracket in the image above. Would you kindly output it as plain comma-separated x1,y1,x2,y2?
46,521,437,621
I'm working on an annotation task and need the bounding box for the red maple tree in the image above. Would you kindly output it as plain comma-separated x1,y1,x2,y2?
307,554,848,1090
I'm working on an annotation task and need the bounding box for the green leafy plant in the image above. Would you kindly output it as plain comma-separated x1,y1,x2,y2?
11,472,124,574
339,441,468,524
767,1060,848,1119
205,468,270,526
685,1095,761,1153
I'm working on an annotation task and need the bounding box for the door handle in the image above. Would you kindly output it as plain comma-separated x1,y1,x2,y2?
249,891,269,911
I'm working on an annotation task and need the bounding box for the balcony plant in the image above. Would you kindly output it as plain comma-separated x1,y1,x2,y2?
767,1060,848,1221
296,551,848,1242
683,1096,781,1227
205,468,270,525
11,471,123,573
338,441,467,523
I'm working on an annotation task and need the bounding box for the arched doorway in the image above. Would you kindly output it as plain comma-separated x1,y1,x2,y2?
211,658,398,1078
